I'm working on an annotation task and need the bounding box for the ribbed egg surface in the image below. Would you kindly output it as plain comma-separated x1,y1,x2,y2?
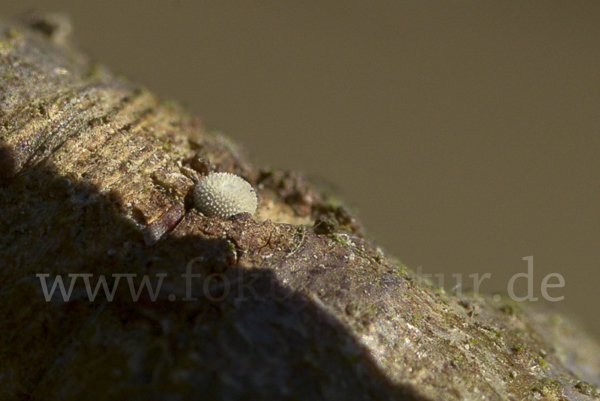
194,172,258,218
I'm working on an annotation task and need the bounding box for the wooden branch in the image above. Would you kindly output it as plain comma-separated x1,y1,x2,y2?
1,13,599,400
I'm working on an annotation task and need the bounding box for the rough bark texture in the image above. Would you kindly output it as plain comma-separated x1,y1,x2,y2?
1,14,599,401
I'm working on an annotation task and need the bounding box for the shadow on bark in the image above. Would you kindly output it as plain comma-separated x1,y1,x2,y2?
0,143,425,400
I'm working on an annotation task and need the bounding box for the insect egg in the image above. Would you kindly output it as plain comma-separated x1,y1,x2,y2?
193,172,257,218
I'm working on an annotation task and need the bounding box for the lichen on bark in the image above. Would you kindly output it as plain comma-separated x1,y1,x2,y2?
1,13,599,401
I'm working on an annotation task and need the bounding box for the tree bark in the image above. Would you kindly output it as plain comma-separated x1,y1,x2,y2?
1,13,599,401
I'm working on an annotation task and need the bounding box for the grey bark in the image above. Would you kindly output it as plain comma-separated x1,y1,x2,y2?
1,13,599,401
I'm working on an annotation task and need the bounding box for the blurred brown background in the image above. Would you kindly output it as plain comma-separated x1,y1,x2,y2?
4,1,599,339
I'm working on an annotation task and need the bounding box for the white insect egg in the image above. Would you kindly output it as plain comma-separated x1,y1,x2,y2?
194,172,257,219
